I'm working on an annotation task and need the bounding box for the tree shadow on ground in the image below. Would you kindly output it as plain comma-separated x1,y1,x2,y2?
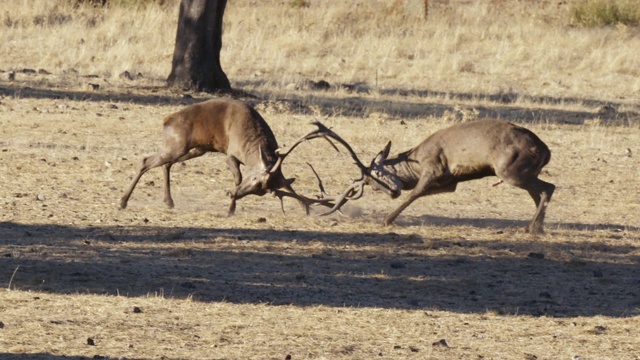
1,221,638,318
2,81,638,126
395,213,639,232
0,354,107,360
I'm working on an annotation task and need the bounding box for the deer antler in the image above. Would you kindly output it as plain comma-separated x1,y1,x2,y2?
269,122,340,174
306,162,367,216
268,121,378,216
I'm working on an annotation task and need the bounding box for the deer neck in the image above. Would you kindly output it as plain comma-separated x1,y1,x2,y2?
382,151,420,190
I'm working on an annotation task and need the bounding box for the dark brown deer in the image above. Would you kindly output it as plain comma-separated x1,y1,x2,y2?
120,99,329,215
311,119,555,234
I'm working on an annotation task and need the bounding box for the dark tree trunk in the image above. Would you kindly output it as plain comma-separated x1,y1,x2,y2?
167,0,231,92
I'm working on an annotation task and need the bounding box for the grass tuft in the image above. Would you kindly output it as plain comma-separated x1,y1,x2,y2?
571,0,640,26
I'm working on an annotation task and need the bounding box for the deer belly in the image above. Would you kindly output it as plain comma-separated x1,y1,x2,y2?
449,163,495,182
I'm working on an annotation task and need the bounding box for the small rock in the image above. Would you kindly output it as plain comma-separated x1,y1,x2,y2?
256,217,267,223
36,194,46,201
588,325,607,335
87,337,95,346
0,321,5,328
132,306,143,313
432,339,449,347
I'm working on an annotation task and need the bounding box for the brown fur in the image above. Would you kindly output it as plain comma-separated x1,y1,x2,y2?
120,99,305,216
366,119,555,233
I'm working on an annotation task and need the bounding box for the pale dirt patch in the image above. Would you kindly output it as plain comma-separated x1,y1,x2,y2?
0,87,639,359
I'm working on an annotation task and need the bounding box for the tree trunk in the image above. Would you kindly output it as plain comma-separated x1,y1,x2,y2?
167,0,231,92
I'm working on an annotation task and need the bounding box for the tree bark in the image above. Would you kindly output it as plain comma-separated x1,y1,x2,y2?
167,0,231,92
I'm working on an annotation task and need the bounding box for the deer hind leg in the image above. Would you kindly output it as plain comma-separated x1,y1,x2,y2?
497,168,555,234
524,179,555,234
120,149,188,209
162,148,208,208
496,150,555,234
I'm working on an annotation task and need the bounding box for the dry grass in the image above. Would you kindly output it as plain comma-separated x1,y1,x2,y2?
0,91,639,359
1,0,640,359
2,0,640,102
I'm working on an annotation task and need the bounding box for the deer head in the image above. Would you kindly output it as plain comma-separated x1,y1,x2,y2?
232,146,296,200
363,141,402,199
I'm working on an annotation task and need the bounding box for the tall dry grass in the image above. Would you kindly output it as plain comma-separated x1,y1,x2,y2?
1,0,639,101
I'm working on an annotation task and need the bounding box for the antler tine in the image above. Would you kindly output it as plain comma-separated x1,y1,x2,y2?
309,121,368,171
306,162,328,197
304,160,369,216
315,180,366,216
270,122,341,174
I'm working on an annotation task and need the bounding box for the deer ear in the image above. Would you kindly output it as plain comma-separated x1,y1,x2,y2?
259,145,270,170
382,141,392,157
375,141,392,163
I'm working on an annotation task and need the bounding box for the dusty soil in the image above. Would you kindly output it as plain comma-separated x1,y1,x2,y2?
0,80,639,359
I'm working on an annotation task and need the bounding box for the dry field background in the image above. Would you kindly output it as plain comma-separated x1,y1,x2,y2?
1,0,640,359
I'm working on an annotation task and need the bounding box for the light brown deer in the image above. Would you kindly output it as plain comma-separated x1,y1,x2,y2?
120,99,329,215
310,119,555,234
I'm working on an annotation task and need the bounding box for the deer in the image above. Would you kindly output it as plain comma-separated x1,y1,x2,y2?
306,119,555,234
119,98,335,216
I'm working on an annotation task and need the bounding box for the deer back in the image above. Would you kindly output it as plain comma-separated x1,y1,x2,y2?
163,99,280,168
407,119,549,178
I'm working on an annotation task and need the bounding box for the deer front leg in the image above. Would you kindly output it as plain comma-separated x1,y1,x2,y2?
226,156,242,216
163,163,175,208
382,174,456,226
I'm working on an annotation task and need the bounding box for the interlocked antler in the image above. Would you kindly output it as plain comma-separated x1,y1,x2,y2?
266,122,341,214
266,121,373,216
269,122,340,175
295,122,374,216
306,162,367,216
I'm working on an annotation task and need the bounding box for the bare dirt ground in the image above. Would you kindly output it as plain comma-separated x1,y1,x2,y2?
1,77,639,359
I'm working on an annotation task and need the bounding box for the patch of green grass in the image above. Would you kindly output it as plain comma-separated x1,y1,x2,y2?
571,0,640,27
